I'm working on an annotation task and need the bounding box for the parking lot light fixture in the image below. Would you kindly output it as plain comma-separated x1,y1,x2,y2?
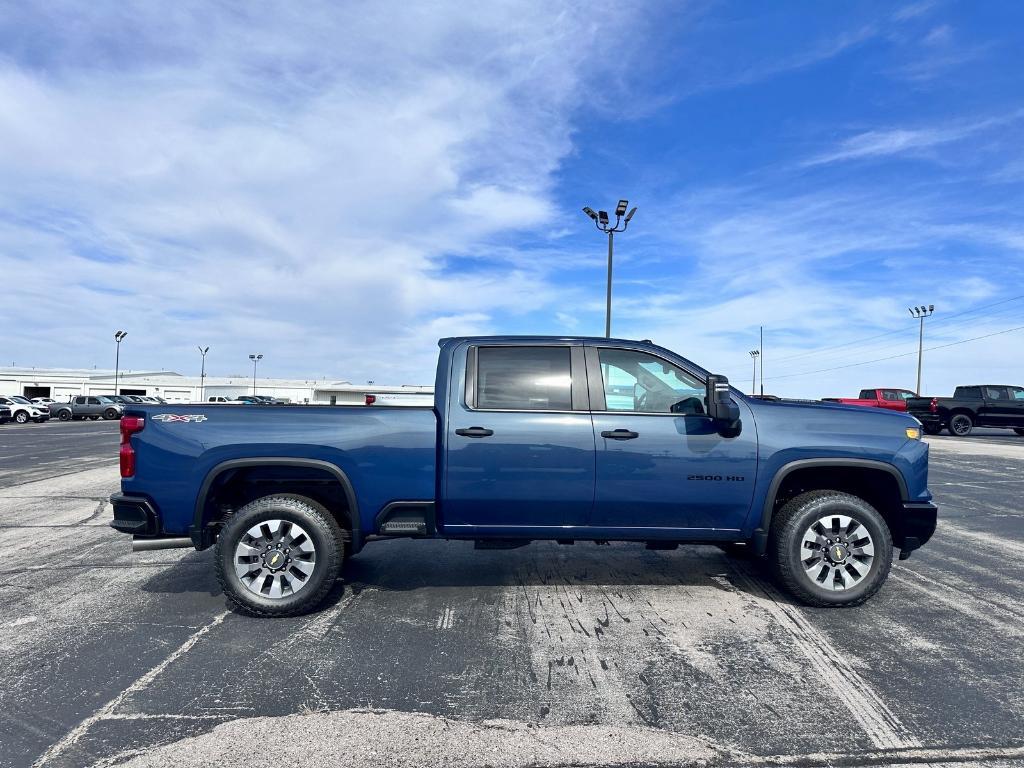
908,305,935,395
581,198,638,338
749,349,760,395
114,330,127,396
198,346,210,402
249,353,263,396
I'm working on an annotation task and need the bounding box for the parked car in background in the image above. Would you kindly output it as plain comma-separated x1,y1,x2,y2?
30,397,60,407
823,388,917,411
49,395,123,421
207,395,244,404
0,404,10,424
0,396,50,423
908,385,1024,436
234,395,263,404
252,395,289,405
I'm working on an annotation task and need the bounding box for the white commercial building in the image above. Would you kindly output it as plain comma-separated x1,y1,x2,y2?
0,367,432,405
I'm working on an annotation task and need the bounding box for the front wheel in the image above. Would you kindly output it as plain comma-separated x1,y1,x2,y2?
57,409,72,421
215,495,344,617
770,490,892,607
103,408,120,420
14,411,29,424
948,413,973,436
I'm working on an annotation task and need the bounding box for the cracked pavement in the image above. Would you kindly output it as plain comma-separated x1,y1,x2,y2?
1,420,1023,767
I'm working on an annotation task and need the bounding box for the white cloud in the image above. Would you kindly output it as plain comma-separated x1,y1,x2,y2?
0,1,642,381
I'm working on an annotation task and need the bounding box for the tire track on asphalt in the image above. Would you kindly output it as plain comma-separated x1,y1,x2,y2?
726,565,921,751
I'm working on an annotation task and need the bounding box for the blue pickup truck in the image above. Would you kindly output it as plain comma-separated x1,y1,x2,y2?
110,336,937,616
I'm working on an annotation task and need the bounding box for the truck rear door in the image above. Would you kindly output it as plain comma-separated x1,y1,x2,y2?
443,342,595,529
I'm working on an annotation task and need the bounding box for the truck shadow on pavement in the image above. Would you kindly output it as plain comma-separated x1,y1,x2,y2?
135,539,783,616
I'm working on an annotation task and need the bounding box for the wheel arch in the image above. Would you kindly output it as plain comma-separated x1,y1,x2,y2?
191,457,360,551
755,458,908,554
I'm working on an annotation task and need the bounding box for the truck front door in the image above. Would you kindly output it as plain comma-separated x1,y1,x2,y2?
585,345,757,533
443,343,595,530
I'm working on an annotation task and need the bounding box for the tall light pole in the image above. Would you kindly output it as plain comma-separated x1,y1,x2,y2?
249,353,263,396
582,199,637,337
749,349,760,395
908,305,935,395
113,330,127,395
197,346,209,402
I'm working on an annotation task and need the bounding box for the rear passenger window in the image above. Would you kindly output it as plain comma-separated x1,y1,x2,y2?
475,347,572,410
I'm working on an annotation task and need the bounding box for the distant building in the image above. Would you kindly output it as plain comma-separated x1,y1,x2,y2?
0,367,432,405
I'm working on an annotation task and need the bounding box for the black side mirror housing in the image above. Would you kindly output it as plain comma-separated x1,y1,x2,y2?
705,374,741,436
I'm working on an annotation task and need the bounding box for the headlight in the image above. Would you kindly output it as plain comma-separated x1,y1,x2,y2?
906,427,921,440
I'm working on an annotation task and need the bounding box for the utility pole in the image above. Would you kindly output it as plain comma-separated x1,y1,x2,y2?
249,353,263,396
582,199,637,337
749,350,760,395
908,305,935,394
759,325,764,396
197,346,209,402
113,330,127,395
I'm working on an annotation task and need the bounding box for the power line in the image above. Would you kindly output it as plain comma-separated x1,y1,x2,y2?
771,294,1024,365
763,324,1024,382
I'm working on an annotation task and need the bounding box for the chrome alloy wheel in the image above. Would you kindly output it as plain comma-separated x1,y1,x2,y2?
800,514,875,591
234,519,317,599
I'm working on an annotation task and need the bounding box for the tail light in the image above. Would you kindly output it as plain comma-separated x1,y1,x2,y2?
929,397,938,414
365,394,376,405
120,416,145,478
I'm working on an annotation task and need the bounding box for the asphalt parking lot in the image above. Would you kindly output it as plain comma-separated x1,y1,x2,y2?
1,420,1023,767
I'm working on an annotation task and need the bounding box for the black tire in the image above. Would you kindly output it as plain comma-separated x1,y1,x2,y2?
947,413,973,436
1014,428,1024,437
921,424,942,436
103,408,119,420
14,411,29,424
216,495,345,617
57,409,72,421
769,490,892,607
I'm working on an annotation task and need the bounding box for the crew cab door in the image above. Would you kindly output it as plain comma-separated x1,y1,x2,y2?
585,344,757,533
982,386,1019,426
443,343,595,529
1008,387,1024,427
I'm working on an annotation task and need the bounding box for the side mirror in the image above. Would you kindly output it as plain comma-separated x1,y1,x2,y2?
705,374,741,435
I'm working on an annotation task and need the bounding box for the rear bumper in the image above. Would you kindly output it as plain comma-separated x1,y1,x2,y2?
897,501,938,559
109,493,160,536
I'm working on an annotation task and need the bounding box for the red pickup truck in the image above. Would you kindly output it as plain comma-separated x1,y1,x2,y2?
823,388,917,411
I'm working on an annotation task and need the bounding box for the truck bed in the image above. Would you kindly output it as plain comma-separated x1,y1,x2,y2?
121,404,438,539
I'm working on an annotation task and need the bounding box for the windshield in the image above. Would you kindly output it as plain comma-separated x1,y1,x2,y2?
10,396,31,404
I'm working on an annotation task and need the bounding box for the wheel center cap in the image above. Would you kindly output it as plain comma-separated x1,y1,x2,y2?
829,544,849,563
264,550,286,570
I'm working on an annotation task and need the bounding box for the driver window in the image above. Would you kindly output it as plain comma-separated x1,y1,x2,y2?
597,348,704,413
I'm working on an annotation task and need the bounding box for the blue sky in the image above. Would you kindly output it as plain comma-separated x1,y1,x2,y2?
1,1,1021,396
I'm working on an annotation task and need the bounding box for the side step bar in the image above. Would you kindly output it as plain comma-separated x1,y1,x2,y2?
132,537,193,552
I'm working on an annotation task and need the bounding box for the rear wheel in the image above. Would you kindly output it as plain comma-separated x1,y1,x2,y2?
948,413,973,436
216,495,344,617
770,490,892,607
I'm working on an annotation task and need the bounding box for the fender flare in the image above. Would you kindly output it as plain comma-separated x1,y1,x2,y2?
190,457,360,550
752,458,908,554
